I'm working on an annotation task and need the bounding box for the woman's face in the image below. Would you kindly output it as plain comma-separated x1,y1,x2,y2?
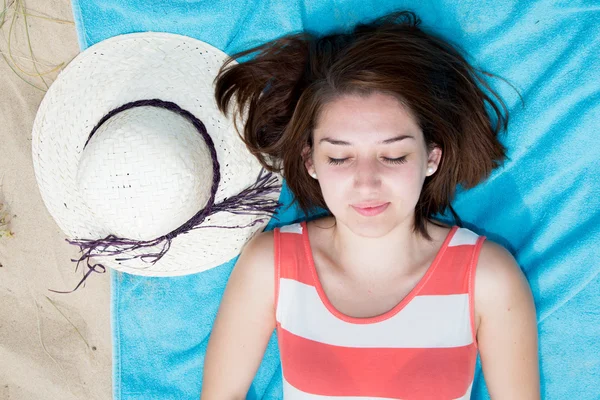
305,92,441,238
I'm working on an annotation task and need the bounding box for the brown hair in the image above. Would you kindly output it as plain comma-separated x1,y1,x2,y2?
215,11,509,239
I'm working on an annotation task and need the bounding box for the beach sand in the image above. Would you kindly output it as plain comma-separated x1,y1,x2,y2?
0,0,112,399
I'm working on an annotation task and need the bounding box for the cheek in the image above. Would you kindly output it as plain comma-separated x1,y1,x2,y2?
318,166,348,187
313,167,352,208
390,164,424,188
381,165,426,208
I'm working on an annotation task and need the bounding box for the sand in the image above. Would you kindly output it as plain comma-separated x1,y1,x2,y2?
0,0,112,399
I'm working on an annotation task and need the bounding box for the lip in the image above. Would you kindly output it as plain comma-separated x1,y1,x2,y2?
351,202,390,217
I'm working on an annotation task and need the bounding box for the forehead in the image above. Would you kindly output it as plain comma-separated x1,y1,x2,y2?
313,92,423,144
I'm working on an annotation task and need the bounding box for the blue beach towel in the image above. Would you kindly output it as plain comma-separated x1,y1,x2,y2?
70,1,600,399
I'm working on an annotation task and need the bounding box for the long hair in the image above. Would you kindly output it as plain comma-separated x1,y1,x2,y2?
215,11,509,239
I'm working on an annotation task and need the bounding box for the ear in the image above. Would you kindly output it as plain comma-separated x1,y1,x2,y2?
426,146,442,176
302,145,316,176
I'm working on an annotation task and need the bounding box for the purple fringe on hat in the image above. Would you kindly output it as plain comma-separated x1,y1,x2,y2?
49,99,282,294
51,169,281,294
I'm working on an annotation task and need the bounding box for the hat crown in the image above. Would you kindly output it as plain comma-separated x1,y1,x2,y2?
75,106,214,240
32,32,282,277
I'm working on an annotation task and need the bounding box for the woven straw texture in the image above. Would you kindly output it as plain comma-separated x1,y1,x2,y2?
31,32,281,276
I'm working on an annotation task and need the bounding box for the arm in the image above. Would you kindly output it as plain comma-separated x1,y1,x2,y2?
201,231,276,400
475,241,541,399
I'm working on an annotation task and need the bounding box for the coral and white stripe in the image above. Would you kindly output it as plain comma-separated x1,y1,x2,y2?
283,377,474,400
274,221,485,399
277,279,472,348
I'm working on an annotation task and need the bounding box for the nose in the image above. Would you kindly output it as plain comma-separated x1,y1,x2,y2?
353,157,382,191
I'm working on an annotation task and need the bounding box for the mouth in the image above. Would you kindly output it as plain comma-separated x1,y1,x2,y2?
351,202,390,217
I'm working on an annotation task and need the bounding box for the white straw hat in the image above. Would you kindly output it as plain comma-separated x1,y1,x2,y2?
31,32,282,291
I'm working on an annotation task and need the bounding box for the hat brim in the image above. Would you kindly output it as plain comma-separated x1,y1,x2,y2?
32,32,281,276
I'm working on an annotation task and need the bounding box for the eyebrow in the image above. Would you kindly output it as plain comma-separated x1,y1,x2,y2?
319,134,415,146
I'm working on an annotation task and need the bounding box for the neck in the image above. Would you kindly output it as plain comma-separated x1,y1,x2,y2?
328,216,429,279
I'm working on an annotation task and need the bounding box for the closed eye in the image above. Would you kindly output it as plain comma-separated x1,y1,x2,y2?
383,156,407,165
328,156,407,165
327,157,348,165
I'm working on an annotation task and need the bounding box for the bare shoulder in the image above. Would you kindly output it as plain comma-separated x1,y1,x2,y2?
234,229,275,278
219,229,277,309
202,229,279,397
476,240,521,281
472,239,541,398
474,240,535,332
242,229,275,260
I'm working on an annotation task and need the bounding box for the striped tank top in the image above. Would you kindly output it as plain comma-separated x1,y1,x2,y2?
273,221,486,400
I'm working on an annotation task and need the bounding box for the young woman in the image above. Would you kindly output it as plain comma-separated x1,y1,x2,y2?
202,11,540,400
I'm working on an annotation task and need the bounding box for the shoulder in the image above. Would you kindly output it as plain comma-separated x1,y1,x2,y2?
236,221,304,274
471,239,540,397
239,229,275,265
476,240,526,294
229,230,276,291
474,239,535,331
